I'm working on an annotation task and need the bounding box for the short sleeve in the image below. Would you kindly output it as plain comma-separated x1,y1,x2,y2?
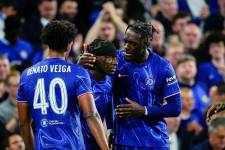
16,71,27,102
161,63,180,99
75,68,92,97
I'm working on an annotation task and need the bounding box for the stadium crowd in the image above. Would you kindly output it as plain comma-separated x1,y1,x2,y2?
0,0,225,149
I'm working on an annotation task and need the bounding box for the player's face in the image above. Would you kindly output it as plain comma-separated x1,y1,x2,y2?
7,135,25,150
209,127,225,150
96,56,117,75
60,1,78,18
124,29,146,62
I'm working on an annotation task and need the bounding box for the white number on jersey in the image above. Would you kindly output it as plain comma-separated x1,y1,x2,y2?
33,78,68,115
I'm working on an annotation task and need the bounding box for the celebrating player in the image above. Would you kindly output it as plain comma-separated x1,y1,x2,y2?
81,39,117,150
79,20,181,150
16,20,109,150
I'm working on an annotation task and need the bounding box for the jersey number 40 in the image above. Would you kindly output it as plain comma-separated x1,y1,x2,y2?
33,78,68,115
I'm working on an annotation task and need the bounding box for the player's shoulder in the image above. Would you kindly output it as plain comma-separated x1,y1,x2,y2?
199,61,212,68
151,50,171,68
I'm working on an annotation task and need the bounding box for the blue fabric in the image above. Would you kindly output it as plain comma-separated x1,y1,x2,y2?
81,71,114,150
0,39,33,65
113,49,180,147
197,62,224,91
146,94,181,118
17,58,92,150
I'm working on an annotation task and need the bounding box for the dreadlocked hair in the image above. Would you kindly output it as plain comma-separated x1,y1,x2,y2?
125,20,154,47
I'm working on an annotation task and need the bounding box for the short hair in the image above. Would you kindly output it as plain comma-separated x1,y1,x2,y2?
41,20,77,52
5,133,21,148
208,117,225,133
172,12,191,25
88,39,117,57
205,32,225,51
176,54,196,66
125,20,155,47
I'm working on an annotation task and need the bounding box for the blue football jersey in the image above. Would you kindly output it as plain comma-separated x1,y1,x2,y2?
81,70,114,150
17,58,92,150
113,50,180,148
197,62,224,91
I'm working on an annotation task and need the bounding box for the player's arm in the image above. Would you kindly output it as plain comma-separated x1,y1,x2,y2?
78,93,109,150
17,102,34,150
116,94,181,118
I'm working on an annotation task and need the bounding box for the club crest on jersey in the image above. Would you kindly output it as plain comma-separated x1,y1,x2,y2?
145,77,154,86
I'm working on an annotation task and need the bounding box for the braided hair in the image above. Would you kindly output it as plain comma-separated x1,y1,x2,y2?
125,20,155,47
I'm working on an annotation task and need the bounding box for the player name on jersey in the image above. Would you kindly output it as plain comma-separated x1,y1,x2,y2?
27,65,71,76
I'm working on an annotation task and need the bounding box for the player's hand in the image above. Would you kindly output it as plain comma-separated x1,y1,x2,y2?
115,97,145,118
206,104,225,122
77,44,96,68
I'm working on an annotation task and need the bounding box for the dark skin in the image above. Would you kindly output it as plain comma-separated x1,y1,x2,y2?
79,29,150,118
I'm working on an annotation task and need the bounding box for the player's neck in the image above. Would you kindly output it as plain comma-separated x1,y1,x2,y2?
46,50,67,59
212,57,224,66
91,70,106,81
135,49,149,64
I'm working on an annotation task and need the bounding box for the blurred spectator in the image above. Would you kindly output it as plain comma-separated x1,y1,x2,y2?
23,0,57,51
192,117,225,150
57,0,87,34
178,87,206,150
165,42,184,68
0,15,33,67
5,133,25,150
210,83,225,104
0,70,20,133
85,2,127,49
180,87,206,130
0,55,10,82
177,0,209,24
176,54,211,114
151,19,165,56
197,32,225,91
165,116,181,150
0,56,10,103
58,0,78,23
0,0,17,40
204,0,225,34
180,23,202,57
172,12,191,34
155,0,179,37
